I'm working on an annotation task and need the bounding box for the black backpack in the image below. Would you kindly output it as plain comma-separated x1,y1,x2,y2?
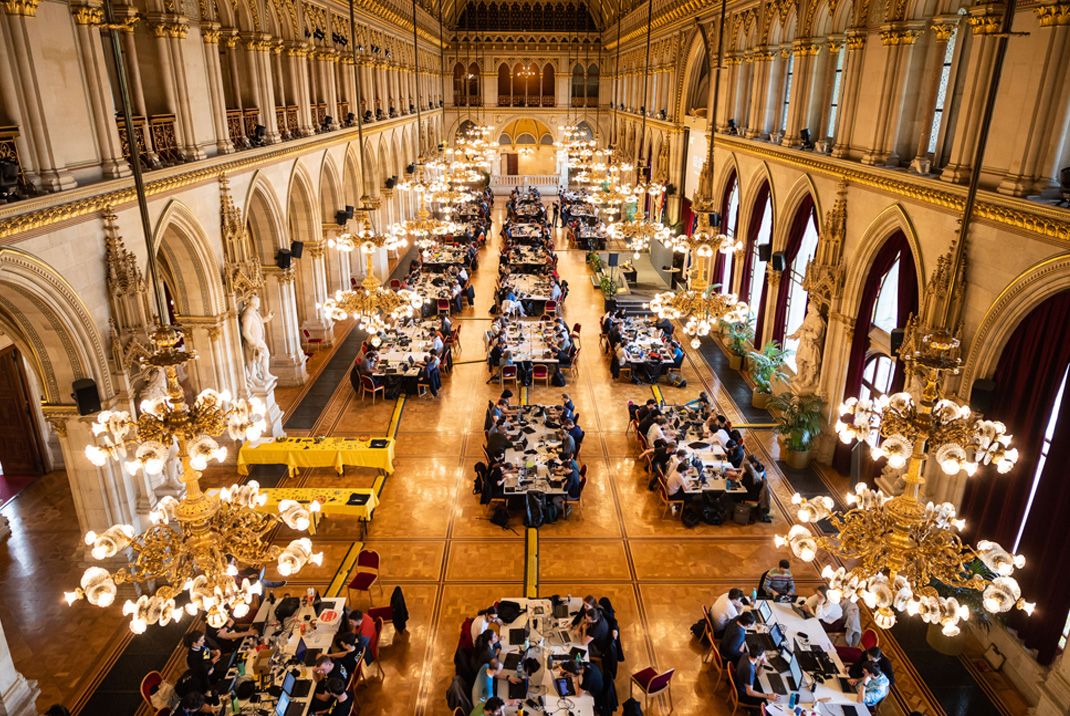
274,596,301,621
490,507,509,528
473,461,487,495
681,505,702,528
524,492,545,529
551,370,566,386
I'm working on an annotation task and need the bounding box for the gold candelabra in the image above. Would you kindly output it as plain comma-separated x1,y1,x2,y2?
328,210,407,255
318,272,424,335
74,326,323,633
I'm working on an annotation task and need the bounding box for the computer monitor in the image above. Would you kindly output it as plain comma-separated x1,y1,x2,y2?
757,600,773,624
789,652,803,687
275,693,290,716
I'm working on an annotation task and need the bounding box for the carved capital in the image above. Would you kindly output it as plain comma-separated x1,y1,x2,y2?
791,41,821,56
202,25,222,43
1035,1,1070,26
879,26,922,45
152,20,188,38
46,416,69,438
2,0,40,17
967,4,1006,34
306,241,326,259
845,28,867,50
72,4,104,25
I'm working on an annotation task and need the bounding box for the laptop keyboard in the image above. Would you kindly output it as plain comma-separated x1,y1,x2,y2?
767,673,787,696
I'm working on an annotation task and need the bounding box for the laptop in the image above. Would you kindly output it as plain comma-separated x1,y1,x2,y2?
501,677,527,700
294,638,322,667
267,671,296,699
837,676,856,693
273,692,305,716
790,603,811,620
552,599,570,619
745,623,785,653
503,652,523,671
553,676,577,697
508,627,529,646
756,600,773,624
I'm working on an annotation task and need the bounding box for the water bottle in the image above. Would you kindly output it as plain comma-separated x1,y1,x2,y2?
751,589,758,604
231,695,240,715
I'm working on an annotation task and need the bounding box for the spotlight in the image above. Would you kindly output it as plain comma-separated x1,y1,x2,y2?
345,112,355,126
313,27,325,40
727,119,739,136
251,124,266,147
321,116,333,132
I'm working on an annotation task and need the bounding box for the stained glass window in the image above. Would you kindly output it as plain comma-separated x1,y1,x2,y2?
826,49,845,138
783,210,819,370
928,31,957,155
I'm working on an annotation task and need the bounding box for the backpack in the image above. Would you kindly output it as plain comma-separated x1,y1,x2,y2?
497,600,524,624
690,619,708,641
473,461,487,495
551,370,566,386
544,501,560,524
732,502,753,525
274,596,301,621
702,501,726,526
667,372,687,388
490,507,510,528
681,505,702,528
524,493,545,529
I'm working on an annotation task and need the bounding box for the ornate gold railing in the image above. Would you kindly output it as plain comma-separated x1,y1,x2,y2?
114,115,150,167
286,106,298,136
0,126,32,195
312,103,327,128
242,109,259,139
275,107,287,137
338,101,349,121
149,114,181,165
226,109,244,146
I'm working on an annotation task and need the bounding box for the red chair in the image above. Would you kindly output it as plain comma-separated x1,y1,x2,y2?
360,374,384,403
571,471,587,516
838,627,880,663
532,364,550,386
370,616,386,678
346,549,383,604
140,671,163,708
437,298,451,315
302,329,324,352
631,667,675,714
544,300,558,314
500,364,518,386
389,279,401,290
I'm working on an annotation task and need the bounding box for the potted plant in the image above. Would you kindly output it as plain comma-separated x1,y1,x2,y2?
599,274,618,312
720,313,755,371
748,340,791,408
766,391,825,468
586,251,603,273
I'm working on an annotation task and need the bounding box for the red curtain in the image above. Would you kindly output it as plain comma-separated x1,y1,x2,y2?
960,290,1070,664
770,196,815,345
832,232,917,474
738,183,770,323
681,197,694,237
711,170,739,289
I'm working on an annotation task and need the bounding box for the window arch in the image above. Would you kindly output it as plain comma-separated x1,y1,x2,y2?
859,354,895,405
453,62,466,101
542,63,555,106
498,63,512,106
712,171,740,291
781,205,819,369
738,183,772,331
825,49,845,140
467,62,481,105
586,63,599,104
571,63,585,107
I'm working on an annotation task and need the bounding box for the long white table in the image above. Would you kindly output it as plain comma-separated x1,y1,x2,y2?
499,405,573,497
495,596,596,716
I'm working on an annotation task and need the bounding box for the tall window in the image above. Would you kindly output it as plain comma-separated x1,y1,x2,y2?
721,182,740,291
826,49,845,138
779,54,794,134
747,196,772,313
928,31,957,155
871,255,901,333
860,355,896,404
1018,362,1069,554
782,211,819,369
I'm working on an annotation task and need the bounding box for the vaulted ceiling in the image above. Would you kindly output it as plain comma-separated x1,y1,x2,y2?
433,0,613,32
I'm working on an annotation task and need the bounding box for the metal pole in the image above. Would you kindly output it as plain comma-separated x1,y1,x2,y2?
703,0,728,221
411,0,423,156
611,0,622,150
102,0,170,327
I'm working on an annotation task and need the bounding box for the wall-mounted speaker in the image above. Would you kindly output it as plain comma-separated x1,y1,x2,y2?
72,378,101,416
758,243,772,262
709,211,721,229
770,251,786,272
345,205,354,219
890,328,906,356
385,177,397,189
276,248,292,269
290,241,304,259
335,210,348,226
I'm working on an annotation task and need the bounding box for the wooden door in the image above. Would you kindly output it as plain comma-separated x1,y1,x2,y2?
0,347,45,476
506,153,518,175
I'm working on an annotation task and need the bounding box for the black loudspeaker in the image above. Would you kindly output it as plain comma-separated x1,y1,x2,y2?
608,253,619,267
771,251,786,271
385,177,396,189
323,115,334,127
709,211,721,229
970,379,997,416
290,241,304,259
758,243,772,262
72,378,101,416
890,328,906,356
406,163,415,174
335,210,348,226
276,248,292,269
345,205,354,219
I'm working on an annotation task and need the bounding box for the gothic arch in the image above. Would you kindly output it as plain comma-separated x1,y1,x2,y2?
841,203,925,315
0,248,113,403
152,199,227,318
319,152,344,221
772,174,823,253
286,160,319,243
961,254,1070,398
714,152,743,211
342,143,364,207
243,171,288,265
737,161,777,245
680,29,710,118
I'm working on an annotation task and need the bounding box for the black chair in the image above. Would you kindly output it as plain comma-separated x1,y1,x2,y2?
1058,167,1070,207
800,128,815,150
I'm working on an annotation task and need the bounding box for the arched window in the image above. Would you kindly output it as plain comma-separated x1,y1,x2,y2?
782,209,819,369
826,49,845,139
722,181,740,288
927,30,958,157
571,63,585,106
468,62,481,105
498,63,512,106
747,195,772,312
779,54,794,134
871,255,901,333
859,354,895,404
542,63,555,105
453,62,465,102
586,64,599,104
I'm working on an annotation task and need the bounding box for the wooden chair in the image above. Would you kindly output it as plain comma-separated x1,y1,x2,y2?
346,548,383,604
389,279,402,290
657,472,673,519
560,345,580,378
544,299,558,314
571,469,588,516
532,364,551,386
630,667,675,715
725,661,740,715
486,495,508,517
453,709,466,716
140,671,163,708
618,363,633,381
451,325,462,353
571,322,582,338
302,329,324,352
708,638,727,693
500,364,518,387
370,616,386,678
360,374,384,404
701,605,719,665
437,298,451,315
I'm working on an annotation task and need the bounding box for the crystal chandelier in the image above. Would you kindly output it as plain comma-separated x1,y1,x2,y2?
389,196,460,250
777,330,1030,635
74,326,323,633
319,273,424,335
646,214,748,348
606,182,670,258
516,64,536,79
328,210,407,255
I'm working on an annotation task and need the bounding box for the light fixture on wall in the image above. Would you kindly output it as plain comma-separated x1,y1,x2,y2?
775,0,1031,637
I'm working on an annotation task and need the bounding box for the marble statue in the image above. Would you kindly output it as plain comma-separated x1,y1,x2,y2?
241,295,276,388
788,307,826,389
138,366,168,405
138,367,182,494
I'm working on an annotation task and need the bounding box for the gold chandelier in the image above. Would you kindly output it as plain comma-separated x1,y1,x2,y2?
328,210,407,255
516,64,537,79
606,183,669,257
777,330,1030,636
318,273,425,334
390,195,460,250
74,326,323,633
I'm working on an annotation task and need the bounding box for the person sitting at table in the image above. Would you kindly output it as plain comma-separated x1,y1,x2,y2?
347,610,377,664
563,418,584,447
183,631,219,675
359,350,382,387
469,695,505,716
419,353,442,397
668,341,685,370
470,606,501,643
735,651,777,709
665,453,692,507
646,416,671,446
711,588,746,636
310,656,335,702
473,659,524,707
707,416,732,447
638,439,674,485
855,661,891,707
725,439,745,469
762,559,796,599
173,666,213,708
574,606,611,657
325,631,361,679
311,678,351,716
719,611,755,662
611,342,629,380
736,454,772,523
558,427,577,460
550,451,581,517
486,419,513,456
569,595,600,626
175,691,214,716
559,659,603,699
470,629,502,673
848,647,895,688
487,348,514,384
631,398,657,424
205,612,256,654
451,279,465,313
484,458,510,502
801,585,843,625
684,391,712,413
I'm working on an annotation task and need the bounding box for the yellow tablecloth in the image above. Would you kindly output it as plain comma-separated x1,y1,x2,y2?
206,487,378,532
237,437,395,477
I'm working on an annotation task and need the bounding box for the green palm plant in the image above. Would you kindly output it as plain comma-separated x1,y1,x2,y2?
749,340,792,394
767,391,827,451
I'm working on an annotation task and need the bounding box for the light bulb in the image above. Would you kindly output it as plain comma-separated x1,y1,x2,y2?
130,618,148,634
64,591,80,606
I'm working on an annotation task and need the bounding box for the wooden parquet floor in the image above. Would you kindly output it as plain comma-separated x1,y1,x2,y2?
0,196,1028,716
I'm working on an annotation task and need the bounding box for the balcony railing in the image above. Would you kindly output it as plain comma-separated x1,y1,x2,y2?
149,114,181,165
0,125,32,198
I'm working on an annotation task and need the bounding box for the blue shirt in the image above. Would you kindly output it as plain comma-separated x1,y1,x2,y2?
862,673,890,706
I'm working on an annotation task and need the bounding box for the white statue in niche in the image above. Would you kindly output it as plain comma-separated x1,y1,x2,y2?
788,308,826,389
241,294,276,389
138,367,182,495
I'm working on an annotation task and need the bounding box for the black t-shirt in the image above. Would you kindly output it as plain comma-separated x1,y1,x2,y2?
735,657,755,696
329,697,353,716
848,655,895,687
581,664,604,697
720,619,747,661
586,616,610,650
187,646,213,671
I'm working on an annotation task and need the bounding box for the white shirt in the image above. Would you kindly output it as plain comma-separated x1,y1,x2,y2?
647,423,667,445
710,592,742,633
805,594,843,625
459,268,468,283
666,469,688,497
712,428,731,448
470,614,494,643
552,283,563,301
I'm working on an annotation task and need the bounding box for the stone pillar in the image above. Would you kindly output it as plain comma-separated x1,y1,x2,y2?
719,54,740,131
201,24,235,154
860,22,925,166
1,0,78,190
940,3,1005,183
0,614,40,716
70,4,131,178
322,51,340,129
116,10,159,160
299,240,335,344
261,267,309,387
745,50,773,138
908,21,957,174
287,44,314,136
243,33,280,143
781,40,820,147
152,17,206,160
769,49,791,140
759,265,783,344
831,29,866,158
997,2,1070,196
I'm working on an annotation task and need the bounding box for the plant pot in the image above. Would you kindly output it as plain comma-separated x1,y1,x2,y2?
752,389,771,409
926,623,967,656
728,353,743,371
603,297,617,313
785,446,811,470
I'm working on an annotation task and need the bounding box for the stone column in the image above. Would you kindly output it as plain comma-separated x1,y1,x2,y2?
116,9,159,160
201,24,235,154
745,50,773,138
781,40,820,147
288,44,314,136
322,50,340,129
71,4,131,178
769,48,791,140
997,1,1070,196
243,34,280,143
152,17,206,160
940,3,1005,183
831,29,866,158
860,22,925,166
0,614,40,716
908,21,957,174
260,267,309,387
2,0,78,190
298,240,335,344
718,54,739,131
759,265,783,344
